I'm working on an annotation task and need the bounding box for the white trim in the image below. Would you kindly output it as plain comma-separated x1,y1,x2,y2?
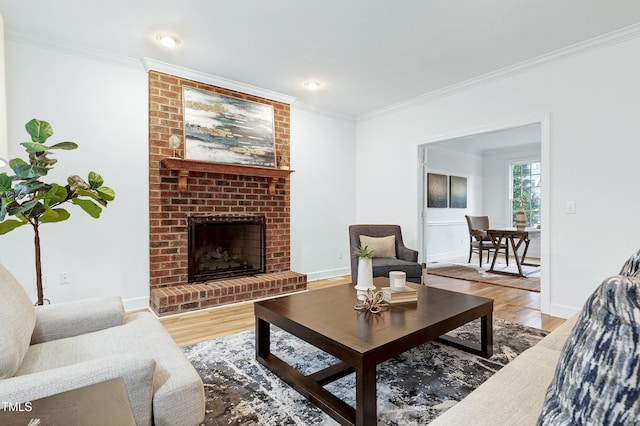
291,100,355,121
123,296,150,312
539,114,552,314
425,220,467,227
305,267,351,282
549,303,580,319
359,23,640,122
142,57,296,105
6,27,143,69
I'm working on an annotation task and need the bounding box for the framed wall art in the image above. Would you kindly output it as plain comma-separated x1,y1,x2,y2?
427,173,448,208
449,175,467,208
183,86,276,167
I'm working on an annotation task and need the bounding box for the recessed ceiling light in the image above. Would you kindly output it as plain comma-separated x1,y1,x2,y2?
156,34,180,48
303,80,322,91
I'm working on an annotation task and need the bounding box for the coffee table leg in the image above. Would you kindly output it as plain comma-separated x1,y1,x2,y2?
256,317,270,358
355,365,377,426
481,312,494,358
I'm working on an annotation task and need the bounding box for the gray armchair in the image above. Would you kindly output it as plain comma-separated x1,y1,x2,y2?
0,263,205,426
349,224,423,284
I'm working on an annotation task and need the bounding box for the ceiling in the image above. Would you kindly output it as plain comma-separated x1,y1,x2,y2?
1,1,640,117
429,123,541,155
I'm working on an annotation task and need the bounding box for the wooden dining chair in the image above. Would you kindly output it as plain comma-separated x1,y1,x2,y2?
465,215,509,267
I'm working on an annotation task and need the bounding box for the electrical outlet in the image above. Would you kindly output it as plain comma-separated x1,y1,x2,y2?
338,250,344,259
60,272,71,285
565,200,576,214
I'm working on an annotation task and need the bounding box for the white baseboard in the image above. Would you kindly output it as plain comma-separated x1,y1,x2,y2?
548,303,580,319
123,296,149,312
306,267,351,282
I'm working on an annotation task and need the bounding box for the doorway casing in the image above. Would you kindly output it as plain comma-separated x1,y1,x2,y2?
416,114,551,314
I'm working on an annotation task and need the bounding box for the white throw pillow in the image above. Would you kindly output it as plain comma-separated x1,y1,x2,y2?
0,263,36,378
359,235,396,258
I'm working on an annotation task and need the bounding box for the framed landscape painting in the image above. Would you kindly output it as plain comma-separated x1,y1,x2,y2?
183,86,276,167
427,173,448,208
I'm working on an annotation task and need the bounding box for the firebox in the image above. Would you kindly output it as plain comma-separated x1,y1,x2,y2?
188,215,266,283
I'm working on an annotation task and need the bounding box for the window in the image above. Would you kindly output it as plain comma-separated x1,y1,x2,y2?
511,161,541,227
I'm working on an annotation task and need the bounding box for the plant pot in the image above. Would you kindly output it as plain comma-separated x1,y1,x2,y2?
354,257,375,298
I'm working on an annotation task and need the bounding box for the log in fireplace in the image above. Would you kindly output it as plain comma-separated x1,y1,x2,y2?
188,215,266,283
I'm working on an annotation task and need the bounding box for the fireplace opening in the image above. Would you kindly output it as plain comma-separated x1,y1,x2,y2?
188,215,266,283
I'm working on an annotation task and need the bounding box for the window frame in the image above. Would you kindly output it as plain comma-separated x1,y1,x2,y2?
508,158,541,228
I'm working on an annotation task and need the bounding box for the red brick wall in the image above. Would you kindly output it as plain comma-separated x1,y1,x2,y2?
148,71,291,290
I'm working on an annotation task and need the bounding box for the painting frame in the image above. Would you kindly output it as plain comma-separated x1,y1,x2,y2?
183,86,277,167
449,175,468,208
427,173,448,208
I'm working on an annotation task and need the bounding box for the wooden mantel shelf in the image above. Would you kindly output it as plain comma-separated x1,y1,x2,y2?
161,157,294,195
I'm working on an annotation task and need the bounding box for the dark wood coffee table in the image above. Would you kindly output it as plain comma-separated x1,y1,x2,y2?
254,277,493,426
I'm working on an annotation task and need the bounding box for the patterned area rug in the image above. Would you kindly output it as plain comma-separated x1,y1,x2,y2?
427,262,540,292
183,318,547,425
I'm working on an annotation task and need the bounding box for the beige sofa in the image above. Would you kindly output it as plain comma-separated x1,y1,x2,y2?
430,313,579,425
432,248,640,425
0,263,205,426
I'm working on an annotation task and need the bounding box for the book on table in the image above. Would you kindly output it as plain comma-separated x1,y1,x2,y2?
381,286,418,303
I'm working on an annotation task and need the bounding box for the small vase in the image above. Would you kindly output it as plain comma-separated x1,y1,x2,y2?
354,257,375,299
516,206,527,231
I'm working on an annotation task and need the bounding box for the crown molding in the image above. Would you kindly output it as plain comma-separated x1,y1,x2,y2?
142,58,296,105
291,100,355,122
5,27,143,69
358,23,640,122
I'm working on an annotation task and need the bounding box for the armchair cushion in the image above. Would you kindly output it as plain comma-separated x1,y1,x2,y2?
32,296,124,344
0,263,36,379
1,354,156,426
360,235,397,258
372,258,423,281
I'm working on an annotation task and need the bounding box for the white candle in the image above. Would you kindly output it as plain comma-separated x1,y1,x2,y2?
389,271,406,290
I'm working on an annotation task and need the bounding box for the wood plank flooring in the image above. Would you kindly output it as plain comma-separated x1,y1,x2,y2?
160,272,564,348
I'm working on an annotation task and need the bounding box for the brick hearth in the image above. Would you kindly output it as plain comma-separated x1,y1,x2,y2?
150,271,306,315
148,70,306,316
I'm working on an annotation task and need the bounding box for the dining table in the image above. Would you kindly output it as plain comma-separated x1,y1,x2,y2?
486,228,539,277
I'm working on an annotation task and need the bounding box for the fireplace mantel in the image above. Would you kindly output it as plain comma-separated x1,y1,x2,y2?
161,157,294,195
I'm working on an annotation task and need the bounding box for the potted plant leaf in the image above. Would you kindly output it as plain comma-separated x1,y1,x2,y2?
0,119,116,305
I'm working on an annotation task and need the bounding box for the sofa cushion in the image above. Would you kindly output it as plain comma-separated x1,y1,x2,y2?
537,275,640,425
430,346,562,426
360,235,396,258
0,263,36,379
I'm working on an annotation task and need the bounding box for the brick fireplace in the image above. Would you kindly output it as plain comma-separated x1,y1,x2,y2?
147,70,306,316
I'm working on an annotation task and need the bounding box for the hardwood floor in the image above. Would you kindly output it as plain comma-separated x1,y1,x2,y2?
160,273,564,347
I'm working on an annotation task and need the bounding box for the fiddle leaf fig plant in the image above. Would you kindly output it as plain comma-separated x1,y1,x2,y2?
0,119,116,305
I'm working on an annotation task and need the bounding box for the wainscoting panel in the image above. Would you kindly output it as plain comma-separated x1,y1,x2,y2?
424,221,469,262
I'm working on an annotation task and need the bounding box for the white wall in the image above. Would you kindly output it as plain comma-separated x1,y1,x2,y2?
290,105,356,280
0,41,150,309
356,34,640,317
0,40,358,307
424,145,483,261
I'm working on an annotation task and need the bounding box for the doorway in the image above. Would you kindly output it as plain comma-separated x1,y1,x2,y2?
417,117,551,313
